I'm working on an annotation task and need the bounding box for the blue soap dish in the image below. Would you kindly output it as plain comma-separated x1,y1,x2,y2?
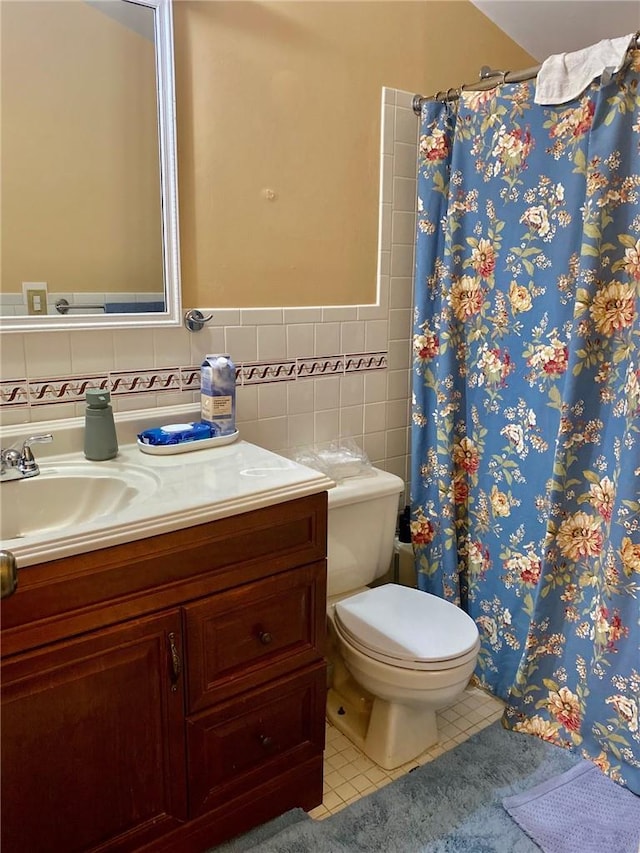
137,429,240,455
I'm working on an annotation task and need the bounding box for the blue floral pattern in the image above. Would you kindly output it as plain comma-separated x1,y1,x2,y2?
411,50,640,792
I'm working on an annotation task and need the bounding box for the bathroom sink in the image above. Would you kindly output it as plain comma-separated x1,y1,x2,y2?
0,433,335,568
0,462,161,541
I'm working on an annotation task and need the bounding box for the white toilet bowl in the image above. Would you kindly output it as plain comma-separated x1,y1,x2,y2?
325,468,480,770
326,583,480,770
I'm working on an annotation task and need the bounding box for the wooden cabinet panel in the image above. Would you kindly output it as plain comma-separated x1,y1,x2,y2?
0,494,328,852
186,664,326,818
184,562,326,712
1,611,187,853
1,493,327,655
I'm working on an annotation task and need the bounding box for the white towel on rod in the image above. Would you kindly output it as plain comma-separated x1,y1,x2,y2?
534,33,635,105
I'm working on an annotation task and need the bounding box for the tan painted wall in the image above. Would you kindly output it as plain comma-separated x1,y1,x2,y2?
2,0,534,309
174,0,534,308
1,1,161,295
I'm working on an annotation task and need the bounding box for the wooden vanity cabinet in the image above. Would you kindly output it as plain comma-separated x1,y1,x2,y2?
1,611,187,853
0,493,328,853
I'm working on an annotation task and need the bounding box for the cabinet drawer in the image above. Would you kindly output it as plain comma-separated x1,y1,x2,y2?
186,663,326,818
183,562,326,713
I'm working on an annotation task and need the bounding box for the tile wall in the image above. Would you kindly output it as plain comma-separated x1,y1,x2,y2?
0,89,419,485
0,290,164,317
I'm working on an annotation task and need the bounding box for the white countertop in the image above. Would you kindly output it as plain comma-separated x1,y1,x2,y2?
0,411,334,568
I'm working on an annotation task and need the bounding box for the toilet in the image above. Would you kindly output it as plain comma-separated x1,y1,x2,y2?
326,468,480,770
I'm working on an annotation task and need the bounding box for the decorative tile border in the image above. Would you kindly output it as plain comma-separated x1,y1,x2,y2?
110,368,181,396
179,366,201,391
297,356,344,379
0,351,388,412
344,352,387,372
28,374,109,406
241,359,297,385
1,379,29,408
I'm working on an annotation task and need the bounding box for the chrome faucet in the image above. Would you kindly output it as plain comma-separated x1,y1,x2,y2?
0,434,53,482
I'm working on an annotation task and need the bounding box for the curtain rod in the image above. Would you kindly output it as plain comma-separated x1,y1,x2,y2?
413,64,540,113
413,32,640,114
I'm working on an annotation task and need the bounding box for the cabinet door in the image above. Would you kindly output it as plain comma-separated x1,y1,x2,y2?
1,611,187,853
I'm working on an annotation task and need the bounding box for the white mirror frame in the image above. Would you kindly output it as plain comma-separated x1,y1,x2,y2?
0,0,181,334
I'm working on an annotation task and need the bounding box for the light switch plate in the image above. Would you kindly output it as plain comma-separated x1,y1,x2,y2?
22,281,48,315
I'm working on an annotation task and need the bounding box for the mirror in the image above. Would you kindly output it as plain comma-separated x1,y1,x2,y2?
0,0,181,332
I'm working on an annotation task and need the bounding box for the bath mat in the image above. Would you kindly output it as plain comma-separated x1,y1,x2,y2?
213,807,310,852
209,721,586,852
502,759,640,853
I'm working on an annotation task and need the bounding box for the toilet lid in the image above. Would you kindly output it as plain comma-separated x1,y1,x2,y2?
334,584,479,665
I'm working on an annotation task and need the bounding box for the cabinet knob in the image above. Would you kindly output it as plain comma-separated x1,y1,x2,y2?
259,734,274,749
258,630,273,646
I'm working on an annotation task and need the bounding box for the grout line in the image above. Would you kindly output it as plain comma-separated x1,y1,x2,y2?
315,688,505,821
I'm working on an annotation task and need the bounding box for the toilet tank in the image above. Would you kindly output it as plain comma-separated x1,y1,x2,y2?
327,468,405,597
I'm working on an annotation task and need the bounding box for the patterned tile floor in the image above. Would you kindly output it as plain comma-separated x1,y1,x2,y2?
310,685,505,820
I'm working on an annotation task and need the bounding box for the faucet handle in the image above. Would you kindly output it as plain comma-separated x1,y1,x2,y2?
0,447,21,471
20,434,53,473
23,433,54,450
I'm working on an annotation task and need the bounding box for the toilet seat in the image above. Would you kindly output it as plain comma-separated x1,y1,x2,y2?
333,584,480,672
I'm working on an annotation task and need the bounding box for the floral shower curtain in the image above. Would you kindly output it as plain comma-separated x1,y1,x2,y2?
411,49,640,792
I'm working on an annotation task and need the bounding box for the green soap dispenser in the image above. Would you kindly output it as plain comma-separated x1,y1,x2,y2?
84,389,118,460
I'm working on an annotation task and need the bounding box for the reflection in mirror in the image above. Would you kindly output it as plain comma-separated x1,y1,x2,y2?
0,0,181,332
